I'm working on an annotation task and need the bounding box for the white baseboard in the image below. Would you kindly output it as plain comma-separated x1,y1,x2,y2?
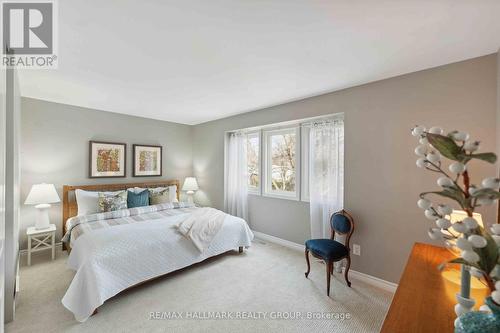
253,231,305,252
252,230,397,293
19,242,63,256
342,268,398,293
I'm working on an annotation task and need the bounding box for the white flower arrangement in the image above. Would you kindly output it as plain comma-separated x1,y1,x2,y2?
412,126,500,305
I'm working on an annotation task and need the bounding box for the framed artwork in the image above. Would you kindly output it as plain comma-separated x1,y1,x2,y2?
89,141,127,178
133,144,162,177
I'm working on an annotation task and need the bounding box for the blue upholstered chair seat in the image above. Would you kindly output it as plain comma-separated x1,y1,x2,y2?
305,239,348,261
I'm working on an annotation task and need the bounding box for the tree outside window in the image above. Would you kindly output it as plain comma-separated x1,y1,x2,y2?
270,133,296,192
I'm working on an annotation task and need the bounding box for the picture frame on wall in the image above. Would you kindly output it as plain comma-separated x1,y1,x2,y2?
133,144,162,177
89,141,127,178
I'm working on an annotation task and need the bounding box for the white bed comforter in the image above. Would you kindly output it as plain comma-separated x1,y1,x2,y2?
62,209,253,322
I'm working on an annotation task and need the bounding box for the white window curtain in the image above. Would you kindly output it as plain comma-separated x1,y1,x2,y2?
224,132,249,221
309,119,344,239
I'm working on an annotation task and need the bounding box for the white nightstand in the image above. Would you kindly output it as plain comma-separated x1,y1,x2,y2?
27,224,56,266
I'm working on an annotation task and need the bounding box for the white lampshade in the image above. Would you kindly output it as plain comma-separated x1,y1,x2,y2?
24,183,60,205
182,177,199,192
449,210,483,227
444,210,484,258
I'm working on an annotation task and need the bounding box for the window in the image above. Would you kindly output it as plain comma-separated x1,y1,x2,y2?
246,132,260,193
263,127,300,200
234,114,342,202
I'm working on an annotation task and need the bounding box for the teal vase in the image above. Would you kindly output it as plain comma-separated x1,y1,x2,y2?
455,297,500,333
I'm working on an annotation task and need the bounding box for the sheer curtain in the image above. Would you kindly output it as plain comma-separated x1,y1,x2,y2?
309,119,344,239
224,132,249,221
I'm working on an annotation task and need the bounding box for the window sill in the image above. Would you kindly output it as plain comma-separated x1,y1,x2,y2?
248,191,309,202
262,192,300,201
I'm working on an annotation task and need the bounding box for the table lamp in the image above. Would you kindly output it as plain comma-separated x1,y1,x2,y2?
449,210,483,227
182,177,199,204
24,183,60,229
445,210,484,255
442,210,485,289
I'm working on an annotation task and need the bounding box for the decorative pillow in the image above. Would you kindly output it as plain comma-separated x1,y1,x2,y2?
155,185,177,203
127,187,149,194
98,191,128,212
127,189,149,208
133,186,178,203
149,188,172,205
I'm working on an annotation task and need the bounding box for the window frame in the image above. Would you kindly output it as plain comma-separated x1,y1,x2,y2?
246,131,261,195
262,126,301,201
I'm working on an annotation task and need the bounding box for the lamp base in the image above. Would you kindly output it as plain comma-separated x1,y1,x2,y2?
186,191,194,204
35,203,51,230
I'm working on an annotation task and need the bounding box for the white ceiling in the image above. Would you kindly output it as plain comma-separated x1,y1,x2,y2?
18,0,500,125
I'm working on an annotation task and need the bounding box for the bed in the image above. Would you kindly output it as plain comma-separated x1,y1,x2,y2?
60,180,254,322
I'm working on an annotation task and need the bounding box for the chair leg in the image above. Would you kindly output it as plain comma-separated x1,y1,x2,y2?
345,256,352,287
304,248,311,278
326,261,332,296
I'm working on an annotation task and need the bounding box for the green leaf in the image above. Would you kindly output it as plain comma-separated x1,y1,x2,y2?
448,229,500,275
470,188,500,200
475,230,499,274
469,153,497,164
426,133,463,161
448,258,469,265
421,187,467,208
447,257,482,270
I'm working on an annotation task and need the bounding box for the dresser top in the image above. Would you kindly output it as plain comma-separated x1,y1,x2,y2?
381,242,488,333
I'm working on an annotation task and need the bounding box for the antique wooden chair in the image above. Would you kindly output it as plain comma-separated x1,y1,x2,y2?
304,210,355,296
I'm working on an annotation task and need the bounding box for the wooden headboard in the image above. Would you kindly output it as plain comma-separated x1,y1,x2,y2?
62,180,180,237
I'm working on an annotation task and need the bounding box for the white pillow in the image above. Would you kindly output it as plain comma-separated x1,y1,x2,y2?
168,185,178,203
75,189,124,216
127,187,149,194
75,189,99,216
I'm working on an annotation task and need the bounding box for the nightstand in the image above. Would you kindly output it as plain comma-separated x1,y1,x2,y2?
27,224,56,266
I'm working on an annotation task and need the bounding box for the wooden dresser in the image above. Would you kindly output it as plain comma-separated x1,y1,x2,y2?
381,242,488,333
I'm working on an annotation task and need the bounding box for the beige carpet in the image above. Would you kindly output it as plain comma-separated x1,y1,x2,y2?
6,240,392,333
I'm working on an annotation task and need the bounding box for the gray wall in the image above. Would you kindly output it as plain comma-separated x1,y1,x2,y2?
20,98,194,249
192,54,498,283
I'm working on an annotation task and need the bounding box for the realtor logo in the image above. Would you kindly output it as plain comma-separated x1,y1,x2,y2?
1,0,58,68
3,2,53,54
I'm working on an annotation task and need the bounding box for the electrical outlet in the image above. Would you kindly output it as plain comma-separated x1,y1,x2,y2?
353,244,361,256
